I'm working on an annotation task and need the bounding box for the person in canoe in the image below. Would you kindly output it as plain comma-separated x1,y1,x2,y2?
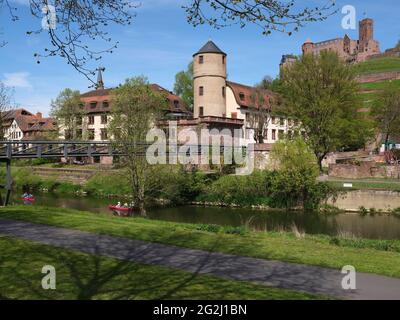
22,192,35,204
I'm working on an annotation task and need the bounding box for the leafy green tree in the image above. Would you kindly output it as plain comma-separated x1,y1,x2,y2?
280,51,372,170
269,137,333,210
371,85,400,149
174,62,193,110
50,88,83,140
108,76,167,216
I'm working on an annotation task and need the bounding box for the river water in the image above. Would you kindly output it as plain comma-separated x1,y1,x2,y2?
11,193,400,240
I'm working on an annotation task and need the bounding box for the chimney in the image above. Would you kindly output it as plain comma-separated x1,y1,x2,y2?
36,112,42,119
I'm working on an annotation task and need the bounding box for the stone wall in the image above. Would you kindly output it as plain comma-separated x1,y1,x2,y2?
329,161,400,179
356,71,400,83
329,189,400,212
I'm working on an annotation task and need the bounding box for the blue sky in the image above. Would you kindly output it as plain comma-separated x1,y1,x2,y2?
0,0,399,116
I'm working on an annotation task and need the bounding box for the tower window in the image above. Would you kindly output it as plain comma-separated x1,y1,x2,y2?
222,56,225,64
199,86,204,96
239,92,245,101
222,86,225,97
199,55,204,64
199,106,204,117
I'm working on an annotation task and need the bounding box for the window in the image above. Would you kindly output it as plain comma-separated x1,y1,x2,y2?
76,117,82,125
103,101,109,108
79,103,84,109
280,117,284,126
90,102,97,109
199,86,204,96
222,86,225,98
199,106,204,117
278,130,284,139
101,114,107,124
199,55,204,64
173,100,179,109
239,92,245,101
88,115,95,125
101,129,108,140
272,129,276,140
88,129,95,140
222,56,225,64
272,116,276,124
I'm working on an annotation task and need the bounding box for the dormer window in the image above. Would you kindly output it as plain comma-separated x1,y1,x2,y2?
79,103,84,109
239,92,245,101
199,55,204,64
90,102,97,109
173,100,179,109
103,101,109,108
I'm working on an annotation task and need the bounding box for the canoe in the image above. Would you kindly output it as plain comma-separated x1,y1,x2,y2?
108,205,134,213
22,197,36,202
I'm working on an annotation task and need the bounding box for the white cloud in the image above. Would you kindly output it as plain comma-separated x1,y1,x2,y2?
2,72,32,89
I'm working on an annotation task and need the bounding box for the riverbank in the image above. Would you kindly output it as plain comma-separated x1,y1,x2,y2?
1,206,400,278
5,166,400,213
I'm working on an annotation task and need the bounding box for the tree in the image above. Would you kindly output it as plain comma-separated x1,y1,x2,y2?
247,85,272,143
50,89,83,140
280,51,372,170
108,76,167,216
174,62,194,110
371,85,400,150
0,81,13,140
1,0,138,84
269,137,333,210
184,0,336,36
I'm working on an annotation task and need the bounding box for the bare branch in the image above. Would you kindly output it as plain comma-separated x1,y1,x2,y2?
184,0,337,36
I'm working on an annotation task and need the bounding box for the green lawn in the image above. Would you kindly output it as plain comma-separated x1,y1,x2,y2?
326,178,400,192
0,236,319,300
1,206,400,279
354,57,400,75
360,79,400,91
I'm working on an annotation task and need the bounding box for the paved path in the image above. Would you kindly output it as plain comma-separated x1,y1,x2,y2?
1,218,400,300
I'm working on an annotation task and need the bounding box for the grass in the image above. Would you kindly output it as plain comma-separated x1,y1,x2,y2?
0,236,319,300
354,57,400,75
360,79,400,91
1,206,400,279
326,178,400,192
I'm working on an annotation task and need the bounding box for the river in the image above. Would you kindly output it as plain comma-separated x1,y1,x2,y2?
11,193,400,240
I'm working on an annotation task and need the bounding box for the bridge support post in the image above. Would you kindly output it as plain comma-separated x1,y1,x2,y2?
4,159,11,206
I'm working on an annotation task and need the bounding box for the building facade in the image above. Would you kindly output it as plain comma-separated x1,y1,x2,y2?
191,40,293,146
2,109,55,142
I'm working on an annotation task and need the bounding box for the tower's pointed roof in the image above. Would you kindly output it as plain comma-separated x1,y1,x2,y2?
193,40,226,56
96,67,105,90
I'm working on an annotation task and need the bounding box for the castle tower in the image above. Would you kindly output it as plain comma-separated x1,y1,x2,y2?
302,38,314,55
192,41,227,118
359,18,374,53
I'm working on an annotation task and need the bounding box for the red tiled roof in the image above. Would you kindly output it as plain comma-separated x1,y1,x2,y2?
227,81,276,109
80,84,190,115
1,108,55,133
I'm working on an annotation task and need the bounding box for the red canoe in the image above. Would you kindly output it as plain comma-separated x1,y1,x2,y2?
108,205,134,213
21,197,36,202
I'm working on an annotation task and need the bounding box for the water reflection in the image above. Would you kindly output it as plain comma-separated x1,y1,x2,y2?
10,193,400,240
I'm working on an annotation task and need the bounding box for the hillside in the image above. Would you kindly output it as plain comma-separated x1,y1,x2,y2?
354,56,400,75
355,56,400,109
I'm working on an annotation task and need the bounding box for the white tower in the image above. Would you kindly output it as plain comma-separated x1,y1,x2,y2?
192,41,227,118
